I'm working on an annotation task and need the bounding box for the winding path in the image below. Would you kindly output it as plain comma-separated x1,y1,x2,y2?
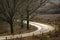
0,21,55,40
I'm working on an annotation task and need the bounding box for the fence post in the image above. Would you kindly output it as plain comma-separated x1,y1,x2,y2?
5,37,7,40
32,33,35,40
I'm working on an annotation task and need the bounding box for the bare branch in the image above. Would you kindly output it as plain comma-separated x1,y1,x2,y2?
29,0,48,15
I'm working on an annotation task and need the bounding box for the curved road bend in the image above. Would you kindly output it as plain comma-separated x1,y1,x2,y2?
0,21,55,40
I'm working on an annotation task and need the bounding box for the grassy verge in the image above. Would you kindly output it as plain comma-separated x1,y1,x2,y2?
0,23,37,36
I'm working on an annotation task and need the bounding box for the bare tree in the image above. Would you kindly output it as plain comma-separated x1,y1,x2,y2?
0,0,24,34
0,0,48,34
15,0,25,28
23,0,48,29
14,0,48,30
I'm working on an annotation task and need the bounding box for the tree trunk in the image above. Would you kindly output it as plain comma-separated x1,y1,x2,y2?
20,15,23,28
27,12,29,30
9,20,14,34
10,23,14,34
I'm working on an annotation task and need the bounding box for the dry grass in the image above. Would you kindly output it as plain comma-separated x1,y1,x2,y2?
0,22,37,36
7,31,59,40
0,14,60,40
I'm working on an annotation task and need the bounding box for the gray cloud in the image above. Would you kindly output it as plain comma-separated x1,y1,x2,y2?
49,0,60,2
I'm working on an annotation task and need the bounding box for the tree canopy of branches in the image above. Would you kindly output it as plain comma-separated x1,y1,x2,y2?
0,0,25,34
19,0,48,29
0,0,48,34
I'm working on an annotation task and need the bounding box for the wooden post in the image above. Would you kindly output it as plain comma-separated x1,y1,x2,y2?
32,33,35,40
5,37,7,40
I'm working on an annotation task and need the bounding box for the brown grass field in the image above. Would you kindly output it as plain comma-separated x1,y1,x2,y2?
3,14,60,40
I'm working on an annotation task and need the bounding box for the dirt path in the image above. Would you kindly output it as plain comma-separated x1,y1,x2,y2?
0,21,55,40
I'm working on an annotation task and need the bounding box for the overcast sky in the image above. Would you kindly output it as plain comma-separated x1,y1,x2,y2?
49,0,60,2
